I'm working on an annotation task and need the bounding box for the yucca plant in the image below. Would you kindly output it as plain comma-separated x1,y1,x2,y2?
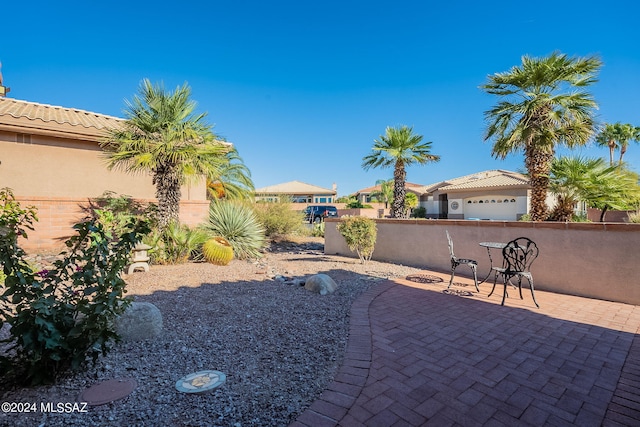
203,200,266,259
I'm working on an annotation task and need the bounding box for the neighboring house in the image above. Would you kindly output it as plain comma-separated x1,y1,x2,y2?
416,170,532,220
0,97,209,251
255,180,337,204
353,182,424,204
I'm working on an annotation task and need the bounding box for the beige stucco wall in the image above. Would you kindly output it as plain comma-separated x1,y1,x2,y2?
325,218,640,306
0,131,206,200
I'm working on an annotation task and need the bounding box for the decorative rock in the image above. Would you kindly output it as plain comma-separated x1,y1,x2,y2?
304,274,338,295
114,302,163,342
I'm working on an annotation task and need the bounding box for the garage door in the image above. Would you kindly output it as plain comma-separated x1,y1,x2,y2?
464,198,518,220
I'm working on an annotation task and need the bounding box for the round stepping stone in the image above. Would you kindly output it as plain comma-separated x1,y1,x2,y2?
175,370,226,394
78,378,137,406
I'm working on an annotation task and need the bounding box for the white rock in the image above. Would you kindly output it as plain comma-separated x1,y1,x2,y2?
304,274,338,295
114,302,163,342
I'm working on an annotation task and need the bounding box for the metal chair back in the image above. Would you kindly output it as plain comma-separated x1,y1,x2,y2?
445,230,455,260
502,237,538,274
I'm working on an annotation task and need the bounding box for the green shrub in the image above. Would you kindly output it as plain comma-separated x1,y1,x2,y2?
144,222,209,264
204,200,266,259
413,206,427,218
252,199,306,238
628,210,640,223
337,216,377,263
89,191,157,238
311,221,325,237
0,188,150,385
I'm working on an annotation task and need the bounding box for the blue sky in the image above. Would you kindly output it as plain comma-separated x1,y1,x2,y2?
2,1,639,196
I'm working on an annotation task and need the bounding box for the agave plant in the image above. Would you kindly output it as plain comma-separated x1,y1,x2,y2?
203,200,266,259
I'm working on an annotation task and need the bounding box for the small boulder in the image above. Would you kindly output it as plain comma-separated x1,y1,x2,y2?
304,274,338,295
114,302,163,342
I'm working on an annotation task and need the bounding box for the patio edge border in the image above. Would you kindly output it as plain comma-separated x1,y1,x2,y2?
290,280,396,427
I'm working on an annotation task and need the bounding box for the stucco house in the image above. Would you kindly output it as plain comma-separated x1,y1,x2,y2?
0,97,209,251
254,180,337,204
416,170,532,220
352,182,424,205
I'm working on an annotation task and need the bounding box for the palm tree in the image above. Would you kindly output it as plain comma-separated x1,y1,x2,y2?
362,125,439,218
595,122,640,165
548,156,640,222
370,179,393,208
101,79,229,229
481,52,601,221
207,147,254,201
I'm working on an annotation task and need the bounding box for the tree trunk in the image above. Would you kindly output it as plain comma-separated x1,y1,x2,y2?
153,164,181,229
599,206,608,222
525,147,554,221
391,162,406,219
608,139,615,166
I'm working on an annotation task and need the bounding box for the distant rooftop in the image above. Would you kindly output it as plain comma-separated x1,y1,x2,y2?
255,180,336,195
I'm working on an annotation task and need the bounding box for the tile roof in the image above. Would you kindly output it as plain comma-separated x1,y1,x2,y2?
255,180,336,194
0,97,122,141
355,182,423,194
417,170,529,193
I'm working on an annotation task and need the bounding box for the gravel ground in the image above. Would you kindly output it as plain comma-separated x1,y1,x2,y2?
0,238,425,427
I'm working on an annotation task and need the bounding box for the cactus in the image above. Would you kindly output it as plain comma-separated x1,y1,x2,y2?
202,236,234,266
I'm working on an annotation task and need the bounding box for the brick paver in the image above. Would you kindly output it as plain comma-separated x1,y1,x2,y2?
292,270,640,426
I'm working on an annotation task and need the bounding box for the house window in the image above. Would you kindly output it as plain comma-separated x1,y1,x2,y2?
292,196,311,203
317,197,327,203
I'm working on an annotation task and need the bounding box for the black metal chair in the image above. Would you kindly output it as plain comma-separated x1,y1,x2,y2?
489,237,540,308
445,230,479,292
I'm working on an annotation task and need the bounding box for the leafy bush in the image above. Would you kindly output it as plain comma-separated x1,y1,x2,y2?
252,199,306,238
0,188,150,385
144,222,209,264
413,206,427,218
311,221,325,237
204,200,266,259
628,210,640,223
88,191,157,238
337,216,377,263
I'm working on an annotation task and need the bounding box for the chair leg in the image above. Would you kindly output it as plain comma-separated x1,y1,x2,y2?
488,272,498,297
471,264,479,292
528,277,540,308
501,275,508,306
449,264,457,288
518,277,524,300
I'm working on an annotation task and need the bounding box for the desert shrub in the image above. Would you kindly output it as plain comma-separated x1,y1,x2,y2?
311,221,325,237
413,206,427,218
143,222,209,264
204,200,266,259
337,216,377,263
252,199,306,238
0,188,150,385
89,191,157,238
628,210,640,223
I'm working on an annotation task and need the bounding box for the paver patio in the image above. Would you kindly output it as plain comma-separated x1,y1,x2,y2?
292,271,640,426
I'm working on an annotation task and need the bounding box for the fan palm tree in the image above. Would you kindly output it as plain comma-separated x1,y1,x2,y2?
362,125,439,218
481,52,601,221
595,122,640,165
207,147,254,201
101,79,229,229
549,156,640,222
370,179,393,208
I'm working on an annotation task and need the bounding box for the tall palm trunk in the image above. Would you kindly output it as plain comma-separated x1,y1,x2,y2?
153,164,181,229
525,145,554,221
391,161,406,219
608,139,616,165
